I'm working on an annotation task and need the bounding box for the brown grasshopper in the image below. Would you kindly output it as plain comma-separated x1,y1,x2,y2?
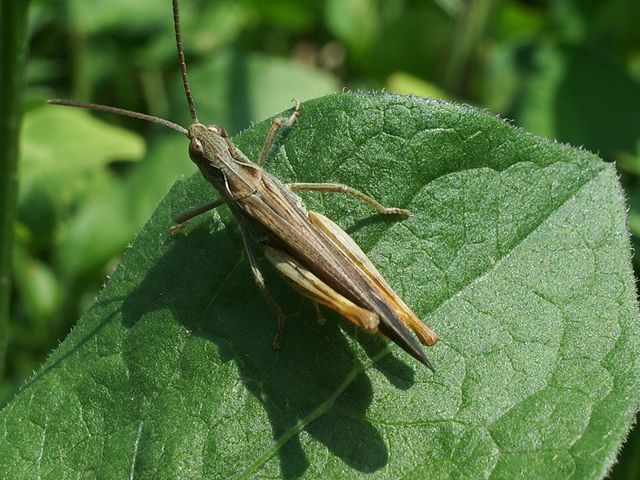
49,0,438,369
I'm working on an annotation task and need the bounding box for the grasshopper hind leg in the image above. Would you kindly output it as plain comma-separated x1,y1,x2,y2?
262,245,380,335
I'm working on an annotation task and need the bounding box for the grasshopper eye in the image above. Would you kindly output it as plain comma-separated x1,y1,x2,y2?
189,137,204,157
207,125,228,137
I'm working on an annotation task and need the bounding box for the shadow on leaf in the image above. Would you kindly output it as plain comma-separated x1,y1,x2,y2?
120,219,415,477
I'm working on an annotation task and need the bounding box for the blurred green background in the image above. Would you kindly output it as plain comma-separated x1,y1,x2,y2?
4,0,640,477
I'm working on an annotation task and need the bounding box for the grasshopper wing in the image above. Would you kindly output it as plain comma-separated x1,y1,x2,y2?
308,211,438,347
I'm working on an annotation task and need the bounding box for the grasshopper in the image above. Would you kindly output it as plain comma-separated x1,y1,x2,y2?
49,0,439,369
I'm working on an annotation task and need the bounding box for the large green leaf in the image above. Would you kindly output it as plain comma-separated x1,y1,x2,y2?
1,93,639,478
19,106,144,192
18,106,144,249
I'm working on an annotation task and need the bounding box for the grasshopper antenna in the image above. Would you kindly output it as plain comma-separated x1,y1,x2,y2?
47,1,201,136
47,99,189,136
172,0,199,124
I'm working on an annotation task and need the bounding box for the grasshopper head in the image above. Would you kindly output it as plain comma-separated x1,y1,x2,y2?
187,123,233,174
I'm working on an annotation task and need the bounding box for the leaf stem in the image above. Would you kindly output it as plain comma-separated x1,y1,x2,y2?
0,0,31,378
441,0,498,95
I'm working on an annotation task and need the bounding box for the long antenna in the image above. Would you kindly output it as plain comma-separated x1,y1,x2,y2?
172,0,199,124
47,99,189,136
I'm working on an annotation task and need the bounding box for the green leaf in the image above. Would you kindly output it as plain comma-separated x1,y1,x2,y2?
68,0,170,35
494,42,640,162
1,93,639,478
324,0,451,80
17,106,145,250
20,106,145,186
386,71,449,99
